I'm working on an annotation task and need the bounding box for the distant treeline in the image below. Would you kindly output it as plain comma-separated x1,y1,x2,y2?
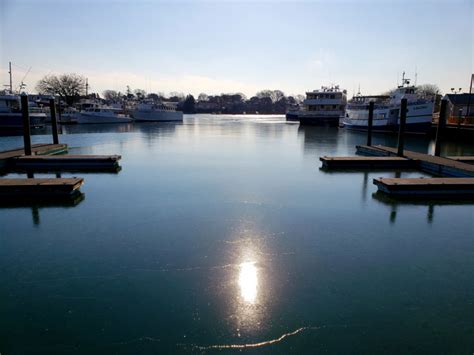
103,89,305,114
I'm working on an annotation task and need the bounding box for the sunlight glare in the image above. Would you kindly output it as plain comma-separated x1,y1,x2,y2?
239,262,258,303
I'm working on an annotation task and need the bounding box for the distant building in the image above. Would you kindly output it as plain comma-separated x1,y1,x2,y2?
443,93,474,124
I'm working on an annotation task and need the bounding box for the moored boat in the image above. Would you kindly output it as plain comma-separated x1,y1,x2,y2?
132,101,183,122
0,95,47,130
343,73,434,134
76,107,132,124
286,86,347,126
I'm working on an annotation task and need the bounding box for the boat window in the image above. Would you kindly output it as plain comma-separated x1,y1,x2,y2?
330,95,335,99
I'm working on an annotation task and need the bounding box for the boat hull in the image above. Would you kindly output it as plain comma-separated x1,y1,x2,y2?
285,112,300,121
299,115,341,126
0,113,46,129
343,102,434,134
76,113,132,124
132,110,183,122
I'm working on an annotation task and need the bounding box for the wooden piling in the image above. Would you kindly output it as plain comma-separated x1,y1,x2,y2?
367,101,374,146
20,94,32,156
397,98,407,157
49,98,59,144
434,99,448,156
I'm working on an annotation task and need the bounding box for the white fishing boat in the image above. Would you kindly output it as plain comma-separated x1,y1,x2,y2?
286,85,347,126
76,107,132,124
343,73,435,134
132,101,183,122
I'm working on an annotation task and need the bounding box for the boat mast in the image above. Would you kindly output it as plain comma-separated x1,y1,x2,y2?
9,62,13,93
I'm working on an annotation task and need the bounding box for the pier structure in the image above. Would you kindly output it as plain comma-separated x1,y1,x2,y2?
319,99,474,198
0,94,122,201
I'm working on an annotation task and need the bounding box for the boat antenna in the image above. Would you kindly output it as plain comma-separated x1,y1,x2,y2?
414,66,418,86
357,83,361,95
17,66,32,93
8,61,12,94
85,78,89,96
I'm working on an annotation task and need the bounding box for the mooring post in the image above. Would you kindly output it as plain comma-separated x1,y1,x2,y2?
57,96,63,133
397,98,407,157
49,98,59,144
20,94,32,156
434,99,448,156
367,101,374,146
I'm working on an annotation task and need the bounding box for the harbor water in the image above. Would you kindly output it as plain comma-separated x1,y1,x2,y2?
0,115,473,354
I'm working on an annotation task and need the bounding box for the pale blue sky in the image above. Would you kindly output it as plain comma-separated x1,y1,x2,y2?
1,0,473,97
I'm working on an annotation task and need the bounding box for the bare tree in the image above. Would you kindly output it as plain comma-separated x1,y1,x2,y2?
103,90,119,101
36,73,86,104
417,84,440,97
134,89,146,100
256,89,285,102
198,93,209,102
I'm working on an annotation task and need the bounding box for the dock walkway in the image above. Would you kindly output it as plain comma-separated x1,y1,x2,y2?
0,178,84,199
373,177,474,197
320,156,416,169
14,154,122,171
0,144,68,169
356,145,474,177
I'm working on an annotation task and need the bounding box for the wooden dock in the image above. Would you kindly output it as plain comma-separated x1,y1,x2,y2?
0,178,84,199
447,156,474,164
13,154,122,171
320,156,417,169
373,177,474,197
0,144,68,170
356,145,474,177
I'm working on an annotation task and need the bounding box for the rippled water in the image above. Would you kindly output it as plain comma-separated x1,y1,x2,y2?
0,115,473,354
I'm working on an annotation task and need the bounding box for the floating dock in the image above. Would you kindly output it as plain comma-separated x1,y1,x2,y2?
447,156,474,164
320,156,417,169
356,145,474,177
0,178,84,199
0,143,68,170
13,154,122,171
373,177,474,197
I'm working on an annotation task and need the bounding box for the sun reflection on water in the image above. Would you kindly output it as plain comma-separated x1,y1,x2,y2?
239,262,258,303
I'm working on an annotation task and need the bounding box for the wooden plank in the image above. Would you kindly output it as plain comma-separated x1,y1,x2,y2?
0,178,84,197
17,154,121,160
375,177,474,186
0,143,68,160
373,177,474,197
320,156,417,169
447,156,474,164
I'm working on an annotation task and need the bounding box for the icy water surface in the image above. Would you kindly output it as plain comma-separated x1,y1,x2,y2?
0,115,473,354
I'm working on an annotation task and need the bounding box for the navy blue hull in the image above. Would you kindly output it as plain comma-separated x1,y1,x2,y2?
299,116,340,126
285,112,299,121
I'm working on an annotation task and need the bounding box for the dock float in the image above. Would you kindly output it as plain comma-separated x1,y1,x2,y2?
373,177,474,197
447,156,474,165
320,156,417,169
13,154,122,171
0,178,84,199
0,143,68,170
356,145,474,177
